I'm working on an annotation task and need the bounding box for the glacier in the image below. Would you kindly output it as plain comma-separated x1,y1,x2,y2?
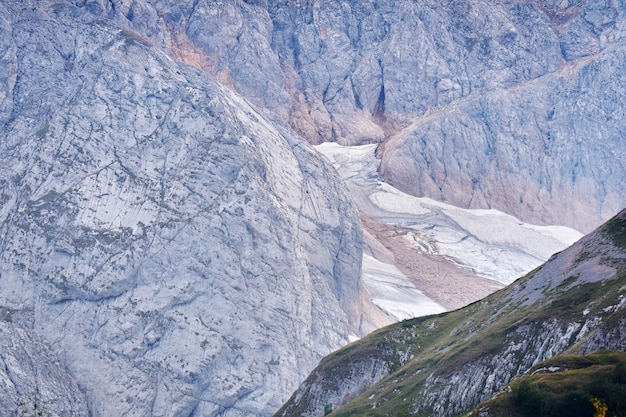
317,142,582,314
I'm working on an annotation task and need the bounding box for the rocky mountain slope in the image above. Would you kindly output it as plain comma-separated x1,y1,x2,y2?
84,0,626,232
0,1,368,416
0,317,90,415
274,208,626,417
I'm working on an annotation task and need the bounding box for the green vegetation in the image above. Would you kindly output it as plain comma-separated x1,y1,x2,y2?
468,350,626,417
603,212,626,248
18,389,50,417
35,124,49,138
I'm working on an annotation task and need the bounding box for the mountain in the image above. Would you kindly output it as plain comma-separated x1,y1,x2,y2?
86,0,626,232
0,317,89,415
1,1,625,416
0,1,367,415
274,208,626,417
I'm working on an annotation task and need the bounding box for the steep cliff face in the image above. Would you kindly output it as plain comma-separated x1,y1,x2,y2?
0,1,364,416
275,208,626,417
378,46,626,233
0,316,89,416
83,0,626,231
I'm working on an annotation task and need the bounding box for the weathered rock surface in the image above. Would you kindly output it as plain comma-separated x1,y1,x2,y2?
0,314,89,417
0,1,364,416
378,52,626,233
84,0,626,232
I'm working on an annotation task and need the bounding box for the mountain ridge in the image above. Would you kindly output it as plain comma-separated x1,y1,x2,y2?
274,208,626,417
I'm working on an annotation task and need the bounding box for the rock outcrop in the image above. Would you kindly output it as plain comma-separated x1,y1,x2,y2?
0,1,364,415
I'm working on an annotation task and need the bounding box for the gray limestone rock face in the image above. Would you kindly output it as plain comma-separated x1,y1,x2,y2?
90,0,625,231
0,1,363,416
0,313,89,417
2,0,626,414
378,55,626,233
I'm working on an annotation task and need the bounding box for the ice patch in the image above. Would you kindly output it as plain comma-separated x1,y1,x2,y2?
316,142,584,285
362,255,446,320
